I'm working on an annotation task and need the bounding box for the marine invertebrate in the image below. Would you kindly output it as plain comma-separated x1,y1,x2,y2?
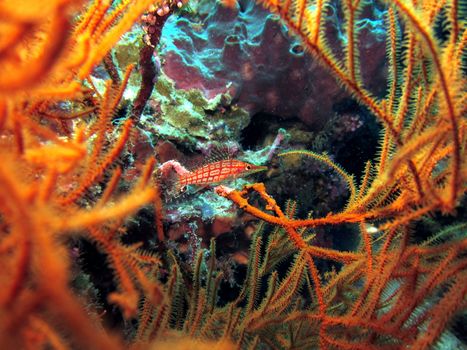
133,0,187,120
212,0,467,347
159,0,387,127
0,0,164,348
138,72,251,149
0,0,465,349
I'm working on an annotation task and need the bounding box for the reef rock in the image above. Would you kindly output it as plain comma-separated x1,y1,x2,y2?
159,0,387,128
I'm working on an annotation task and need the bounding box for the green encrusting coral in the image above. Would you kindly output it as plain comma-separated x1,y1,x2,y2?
147,73,250,145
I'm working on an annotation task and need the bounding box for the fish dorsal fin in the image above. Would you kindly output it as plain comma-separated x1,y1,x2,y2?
209,146,231,162
200,143,239,166
182,143,240,172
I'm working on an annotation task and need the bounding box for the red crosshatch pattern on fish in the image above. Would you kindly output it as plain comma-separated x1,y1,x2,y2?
178,159,266,191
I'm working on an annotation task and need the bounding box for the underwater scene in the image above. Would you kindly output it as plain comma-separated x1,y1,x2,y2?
0,0,466,349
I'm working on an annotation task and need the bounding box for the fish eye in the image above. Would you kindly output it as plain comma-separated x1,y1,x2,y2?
245,165,251,170
180,185,187,192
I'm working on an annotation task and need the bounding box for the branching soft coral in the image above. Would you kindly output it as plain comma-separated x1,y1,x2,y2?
212,0,466,348
0,0,465,349
0,0,165,348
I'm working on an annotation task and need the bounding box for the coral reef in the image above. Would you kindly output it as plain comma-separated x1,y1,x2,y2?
146,73,251,145
159,0,387,127
0,0,465,350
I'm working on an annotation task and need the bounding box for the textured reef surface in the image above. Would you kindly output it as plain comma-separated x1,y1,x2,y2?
160,0,388,127
0,0,466,349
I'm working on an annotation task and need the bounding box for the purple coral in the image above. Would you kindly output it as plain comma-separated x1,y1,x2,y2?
159,0,387,128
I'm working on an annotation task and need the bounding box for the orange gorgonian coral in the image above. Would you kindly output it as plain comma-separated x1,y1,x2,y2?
0,0,465,349
0,0,162,348
213,0,466,348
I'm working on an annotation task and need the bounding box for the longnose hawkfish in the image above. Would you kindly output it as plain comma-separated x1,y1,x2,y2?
158,158,267,193
178,159,267,192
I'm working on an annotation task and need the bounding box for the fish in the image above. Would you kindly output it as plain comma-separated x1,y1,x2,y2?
177,159,267,192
